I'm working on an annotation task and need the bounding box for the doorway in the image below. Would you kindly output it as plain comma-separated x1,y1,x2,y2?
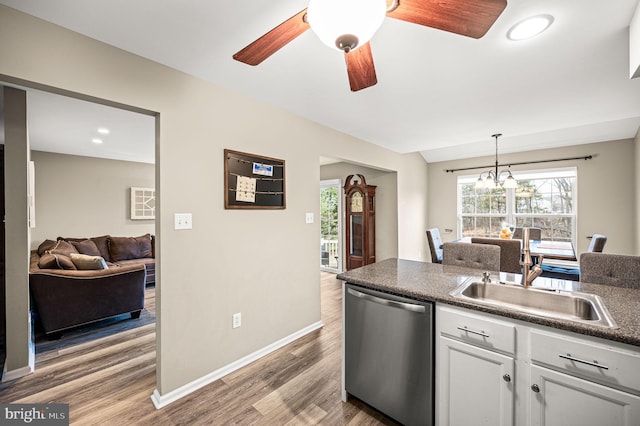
1,82,157,379
320,179,342,273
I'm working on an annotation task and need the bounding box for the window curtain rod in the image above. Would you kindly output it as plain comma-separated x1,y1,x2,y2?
444,155,593,173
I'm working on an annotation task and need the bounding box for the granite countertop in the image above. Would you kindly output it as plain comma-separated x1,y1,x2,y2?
337,258,640,347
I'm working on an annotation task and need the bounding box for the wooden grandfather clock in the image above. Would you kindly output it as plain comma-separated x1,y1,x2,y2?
344,174,376,270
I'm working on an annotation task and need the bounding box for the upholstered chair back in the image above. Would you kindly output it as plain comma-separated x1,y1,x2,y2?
426,228,443,264
471,237,521,274
443,242,501,271
587,234,607,253
580,252,640,289
513,227,541,240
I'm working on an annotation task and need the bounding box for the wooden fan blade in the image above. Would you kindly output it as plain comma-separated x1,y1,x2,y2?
233,9,309,65
387,0,507,39
345,43,378,92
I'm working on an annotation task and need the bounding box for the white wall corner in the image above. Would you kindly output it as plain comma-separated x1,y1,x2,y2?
630,1,640,79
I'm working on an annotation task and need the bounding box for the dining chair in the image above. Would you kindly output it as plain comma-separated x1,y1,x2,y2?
471,237,521,274
580,252,640,289
540,233,608,280
426,228,443,264
587,234,607,253
513,227,541,240
442,242,500,271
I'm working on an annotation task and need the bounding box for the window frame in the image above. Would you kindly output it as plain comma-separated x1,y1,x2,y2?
457,167,577,245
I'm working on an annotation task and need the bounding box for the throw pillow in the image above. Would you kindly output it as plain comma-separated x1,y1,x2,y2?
37,239,57,256
70,239,101,257
109,234,153,261
60,235,111,261
47,240,79,258
38,253,59,269
70,253,108,270
38,253,77,270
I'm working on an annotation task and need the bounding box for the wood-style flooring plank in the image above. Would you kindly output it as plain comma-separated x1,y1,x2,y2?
0,273,398,425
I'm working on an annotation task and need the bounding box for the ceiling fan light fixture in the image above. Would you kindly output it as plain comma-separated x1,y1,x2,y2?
507,14,554,41
307,0,387,52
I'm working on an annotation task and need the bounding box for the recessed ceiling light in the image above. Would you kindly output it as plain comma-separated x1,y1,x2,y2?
507,14,554,41
97,127,110,134
91,138,103,144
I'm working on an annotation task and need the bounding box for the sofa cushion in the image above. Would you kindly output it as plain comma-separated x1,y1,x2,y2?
37,239,57,256
70,239,101,257
60,235,111,262
109,234,153,261
48,240,79,258
38,253,77,270
70,253,109,270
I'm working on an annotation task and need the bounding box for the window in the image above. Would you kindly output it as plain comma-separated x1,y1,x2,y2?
458,168,576,242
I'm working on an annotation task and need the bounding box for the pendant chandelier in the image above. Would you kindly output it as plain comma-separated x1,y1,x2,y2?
475,133,518,190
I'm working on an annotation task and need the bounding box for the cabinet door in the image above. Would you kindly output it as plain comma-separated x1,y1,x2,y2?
438,336,514,426
530,365,640,426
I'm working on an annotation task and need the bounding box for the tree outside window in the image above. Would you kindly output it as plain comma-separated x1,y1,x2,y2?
458,168,576,242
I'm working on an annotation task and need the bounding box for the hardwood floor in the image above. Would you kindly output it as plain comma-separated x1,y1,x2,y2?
0,273,398,425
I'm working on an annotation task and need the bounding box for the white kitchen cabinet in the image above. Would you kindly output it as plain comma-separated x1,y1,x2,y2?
529,365,640,426
437,306,516,426
437,305,640,426
439,336,514,426
529,329,640,426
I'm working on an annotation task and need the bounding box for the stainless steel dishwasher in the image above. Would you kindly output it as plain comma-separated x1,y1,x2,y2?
345,283,434,426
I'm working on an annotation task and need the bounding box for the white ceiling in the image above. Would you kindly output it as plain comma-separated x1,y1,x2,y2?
1,0,640,164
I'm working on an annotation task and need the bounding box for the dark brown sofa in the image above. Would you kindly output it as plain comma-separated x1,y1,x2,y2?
29,234,155,337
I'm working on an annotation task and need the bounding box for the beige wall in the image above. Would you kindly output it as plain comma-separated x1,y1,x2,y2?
30,151,155,248
320,162,399,264
428,139,636,256
3,87,32,374
635,128,640,253
0,6,429,396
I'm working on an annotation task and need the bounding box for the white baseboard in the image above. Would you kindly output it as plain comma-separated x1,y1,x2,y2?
2,335,36,382
2,364,34,382
150,320,324,409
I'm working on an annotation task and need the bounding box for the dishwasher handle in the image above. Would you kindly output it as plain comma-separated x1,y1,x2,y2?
347,288,426,313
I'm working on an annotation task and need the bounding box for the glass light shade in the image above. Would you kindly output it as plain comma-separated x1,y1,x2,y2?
307,0,387,51
502,175,518,189
484,176,496,189
475,177,485,189
507,15,554,41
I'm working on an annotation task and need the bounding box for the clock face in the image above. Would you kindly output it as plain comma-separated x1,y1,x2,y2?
351,192,363,213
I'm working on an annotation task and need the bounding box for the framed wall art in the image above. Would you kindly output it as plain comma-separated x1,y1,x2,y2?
131,187,156,219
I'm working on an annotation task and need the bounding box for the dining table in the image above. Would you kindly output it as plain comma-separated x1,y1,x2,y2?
452,237,577,262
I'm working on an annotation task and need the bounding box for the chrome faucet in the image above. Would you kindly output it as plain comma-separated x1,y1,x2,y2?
521,227,543,286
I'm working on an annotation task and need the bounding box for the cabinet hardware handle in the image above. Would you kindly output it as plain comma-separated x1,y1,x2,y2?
559,353,609,370
503,374,511,383
531,384,540,393
347,288,426,313
456,326,489,338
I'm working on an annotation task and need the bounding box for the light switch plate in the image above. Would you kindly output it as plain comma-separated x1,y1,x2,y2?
305,212,314,224
174,213,192,230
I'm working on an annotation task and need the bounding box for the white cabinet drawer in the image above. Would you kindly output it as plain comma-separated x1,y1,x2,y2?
438,306,516,355
530,329,640,393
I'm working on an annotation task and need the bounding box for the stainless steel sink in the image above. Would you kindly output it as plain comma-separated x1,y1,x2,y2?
450,280,618,328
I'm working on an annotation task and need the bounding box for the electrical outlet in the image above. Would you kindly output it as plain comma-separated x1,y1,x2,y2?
232,312,241,329
305,212,314,224
174,213,192,230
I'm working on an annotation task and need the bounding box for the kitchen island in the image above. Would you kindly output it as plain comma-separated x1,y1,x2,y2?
337,258,640,346
338,258,640,426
